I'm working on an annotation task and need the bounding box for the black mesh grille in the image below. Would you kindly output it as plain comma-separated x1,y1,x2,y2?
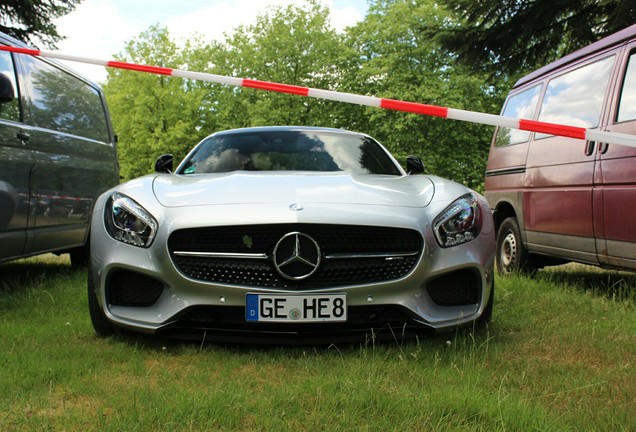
107,270,164,307
169,224,423,290
426,270,480,306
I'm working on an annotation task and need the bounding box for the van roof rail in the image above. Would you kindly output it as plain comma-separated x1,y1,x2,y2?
515,24,636,88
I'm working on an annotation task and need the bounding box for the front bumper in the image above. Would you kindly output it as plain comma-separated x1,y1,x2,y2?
90,200,495,342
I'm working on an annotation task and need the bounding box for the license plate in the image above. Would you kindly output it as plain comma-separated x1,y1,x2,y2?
245,293,347,323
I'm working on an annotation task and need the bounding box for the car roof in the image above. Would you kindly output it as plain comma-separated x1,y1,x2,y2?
514,24,636,88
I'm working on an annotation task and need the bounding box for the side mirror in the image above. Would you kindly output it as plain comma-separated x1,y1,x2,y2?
155,154,173,173
406,156,424,175
0,73,16,104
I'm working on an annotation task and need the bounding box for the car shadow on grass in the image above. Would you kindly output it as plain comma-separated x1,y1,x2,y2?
538,263,636,302
0,254,77,294
104,319,494,358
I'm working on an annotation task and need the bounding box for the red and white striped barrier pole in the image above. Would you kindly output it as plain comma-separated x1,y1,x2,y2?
2,45,635,149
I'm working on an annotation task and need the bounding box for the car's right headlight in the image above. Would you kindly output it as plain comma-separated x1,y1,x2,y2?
104,192,158,248
433,193,482,248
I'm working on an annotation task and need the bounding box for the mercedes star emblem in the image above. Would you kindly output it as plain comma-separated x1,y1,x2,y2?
273,232,321,280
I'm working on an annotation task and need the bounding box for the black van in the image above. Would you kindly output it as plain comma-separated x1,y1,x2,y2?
0,32,119,266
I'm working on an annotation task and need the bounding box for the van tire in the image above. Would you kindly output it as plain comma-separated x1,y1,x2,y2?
87,261,116,337
496,217,538,275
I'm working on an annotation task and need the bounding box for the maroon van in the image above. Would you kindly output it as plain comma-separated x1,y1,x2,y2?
485,24,636,274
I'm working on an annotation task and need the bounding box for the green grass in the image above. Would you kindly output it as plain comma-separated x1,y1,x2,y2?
1,256,635,431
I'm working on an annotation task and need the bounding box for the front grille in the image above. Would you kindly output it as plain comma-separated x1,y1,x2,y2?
169,224,423,289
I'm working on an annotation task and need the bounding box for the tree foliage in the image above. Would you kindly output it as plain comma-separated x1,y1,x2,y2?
107,1,356,181
0,0,81,47
437,0,636,75
103,26,220,180
340,0,503,190
211,0,347,129
105,0,505,190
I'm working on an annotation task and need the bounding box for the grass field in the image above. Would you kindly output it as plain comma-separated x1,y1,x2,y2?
1,255,634,431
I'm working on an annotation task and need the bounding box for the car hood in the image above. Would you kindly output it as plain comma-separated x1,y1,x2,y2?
151,172,435,208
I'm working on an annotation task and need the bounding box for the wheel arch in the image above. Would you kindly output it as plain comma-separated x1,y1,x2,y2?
492,201,518,233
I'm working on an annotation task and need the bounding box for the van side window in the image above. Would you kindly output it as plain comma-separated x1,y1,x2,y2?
19,55,110,143
494,84,541,147
617,51,636,123
0,51,20,122
537,55,615,133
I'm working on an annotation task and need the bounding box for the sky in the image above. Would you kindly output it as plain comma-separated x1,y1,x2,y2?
53,0,369,84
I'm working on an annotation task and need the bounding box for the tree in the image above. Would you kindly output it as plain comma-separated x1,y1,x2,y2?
105,0,504,190
0,0,81,47
105,2,349,180
104,26,221,180
341,0,504,191
212,0,347,129
437,0,636,75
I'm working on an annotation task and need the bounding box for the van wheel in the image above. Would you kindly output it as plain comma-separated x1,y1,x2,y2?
496,217,537,275
87,261,116,337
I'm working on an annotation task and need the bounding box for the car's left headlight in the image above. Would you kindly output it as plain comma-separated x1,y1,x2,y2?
433,194,482,248
104,192,158,248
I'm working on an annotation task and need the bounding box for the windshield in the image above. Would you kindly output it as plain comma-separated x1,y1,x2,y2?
178,130,402,176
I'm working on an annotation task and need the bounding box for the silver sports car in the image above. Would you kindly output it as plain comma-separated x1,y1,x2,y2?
88,126,495,343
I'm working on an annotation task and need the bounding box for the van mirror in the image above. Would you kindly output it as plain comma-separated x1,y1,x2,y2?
0,73,15,104
155,154,173,173
406,156,424,175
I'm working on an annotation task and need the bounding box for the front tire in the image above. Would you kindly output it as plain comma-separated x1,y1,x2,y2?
70,243,89,268
496,217,538,275
87,261,116,337
476,280,494,329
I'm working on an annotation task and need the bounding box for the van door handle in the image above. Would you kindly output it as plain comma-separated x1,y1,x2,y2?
584,141,595,156
16,130,30,144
